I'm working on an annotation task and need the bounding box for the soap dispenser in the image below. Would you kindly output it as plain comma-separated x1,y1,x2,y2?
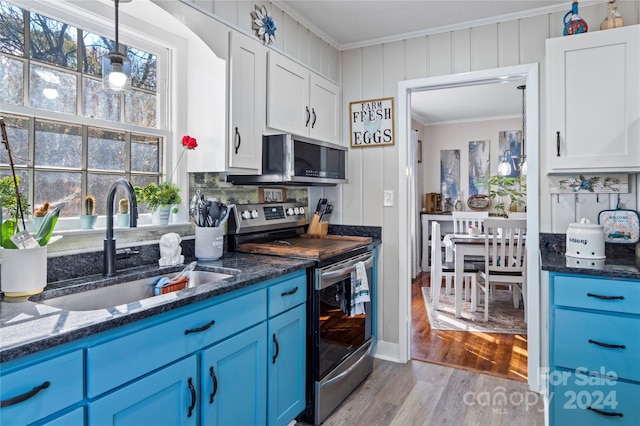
563,0,588,36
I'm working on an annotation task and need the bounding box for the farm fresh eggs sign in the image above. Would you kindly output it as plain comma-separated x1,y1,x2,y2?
349,97,394,148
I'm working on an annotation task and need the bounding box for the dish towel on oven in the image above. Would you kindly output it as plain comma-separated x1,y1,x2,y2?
350,261,370,316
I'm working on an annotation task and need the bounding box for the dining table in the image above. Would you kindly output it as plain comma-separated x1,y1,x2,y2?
442,233,487,318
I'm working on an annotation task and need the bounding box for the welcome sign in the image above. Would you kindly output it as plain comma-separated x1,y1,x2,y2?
349,97,394,148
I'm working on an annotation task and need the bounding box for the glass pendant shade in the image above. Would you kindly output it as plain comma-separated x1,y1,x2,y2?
102,52,131,91
498,153,512,176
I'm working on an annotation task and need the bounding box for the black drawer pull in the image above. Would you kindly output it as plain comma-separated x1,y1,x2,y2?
0,381,50,408
587,293,624,300
187,377,196,417
209,366,218,404
588,339,626,349
281,286,298,297
184,320,215,335
311,108,317,128
556,131,560,156
234,127,241,154
272,333,280,364
587,406,623,417
305,106,310,127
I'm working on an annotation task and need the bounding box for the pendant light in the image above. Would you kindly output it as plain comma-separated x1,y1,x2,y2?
498,151,512,176
516,84,527,176
102,0,132,92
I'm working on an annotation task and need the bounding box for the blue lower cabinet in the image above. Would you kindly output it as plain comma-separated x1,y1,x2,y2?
38,407,85,426
89,356,198,426
202,323,267,426
268,304,306,426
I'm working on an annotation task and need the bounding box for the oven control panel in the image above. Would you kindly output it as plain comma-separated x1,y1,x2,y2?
229,202,308,234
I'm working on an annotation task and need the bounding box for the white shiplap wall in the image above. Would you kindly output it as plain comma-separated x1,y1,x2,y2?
340,2,640,348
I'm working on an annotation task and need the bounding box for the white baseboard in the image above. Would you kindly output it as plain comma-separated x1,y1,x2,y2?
372,340,404,363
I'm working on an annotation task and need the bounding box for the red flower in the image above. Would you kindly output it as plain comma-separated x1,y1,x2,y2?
181,135,198,150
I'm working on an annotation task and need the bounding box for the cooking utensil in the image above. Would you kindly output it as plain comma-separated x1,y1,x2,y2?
321,204,333,222
598,203,640,244
208,199,221,227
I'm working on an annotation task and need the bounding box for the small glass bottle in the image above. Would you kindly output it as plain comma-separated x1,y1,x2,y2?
600,0,624,30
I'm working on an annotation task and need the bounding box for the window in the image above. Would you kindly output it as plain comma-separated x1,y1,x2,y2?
0,0,165,219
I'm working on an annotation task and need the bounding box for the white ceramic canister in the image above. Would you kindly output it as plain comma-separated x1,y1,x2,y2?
1,245,48,297
566,218,606,259
195,226,224,261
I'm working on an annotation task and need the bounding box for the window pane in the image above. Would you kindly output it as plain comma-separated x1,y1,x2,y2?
0,114,29,167
82,76,121,121
34,120,82,168
0,56,24,105
131,134,159,173
34,170,80,217
125,90,156,127
88,127,125,171
0,1,25,56
87,173,126,216
29,12,77,70
127,46,156,91
131,174,157,214
0,169,30,216
29,64,77,113
82,31,111,76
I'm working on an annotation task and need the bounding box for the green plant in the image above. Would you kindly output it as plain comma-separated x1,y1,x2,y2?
134,181,181,211
118,198,129,214
475,174,526,217
84,195,96,215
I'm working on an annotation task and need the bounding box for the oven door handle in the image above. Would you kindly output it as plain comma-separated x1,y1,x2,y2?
320,342,373,388
320,255,373,281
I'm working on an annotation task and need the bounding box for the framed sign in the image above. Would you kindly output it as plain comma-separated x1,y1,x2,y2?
259,187,286,203
349,97,394,148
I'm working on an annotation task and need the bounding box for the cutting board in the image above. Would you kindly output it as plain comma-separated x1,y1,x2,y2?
238,235,372,259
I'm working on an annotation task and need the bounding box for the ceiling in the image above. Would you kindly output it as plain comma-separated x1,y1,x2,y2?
276,0,576,49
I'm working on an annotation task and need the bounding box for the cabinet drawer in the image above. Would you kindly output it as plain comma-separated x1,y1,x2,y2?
268,272,307,317
0,350,83,426
554,275,640,315
550,372,640,426
87,289,266,398
554,309,640,382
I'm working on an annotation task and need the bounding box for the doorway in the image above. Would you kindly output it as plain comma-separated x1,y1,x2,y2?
396,64,542,391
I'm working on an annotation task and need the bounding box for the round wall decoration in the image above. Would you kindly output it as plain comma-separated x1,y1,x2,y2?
252,5,276,45
467,194,491,211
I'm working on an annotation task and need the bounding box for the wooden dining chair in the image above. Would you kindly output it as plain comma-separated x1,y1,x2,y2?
452,211,489,234
473,218,527,322
430,221,478,310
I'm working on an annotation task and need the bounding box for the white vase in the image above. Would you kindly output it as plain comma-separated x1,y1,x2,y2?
152,205,171,225
195,226,224,261
1,245,48,298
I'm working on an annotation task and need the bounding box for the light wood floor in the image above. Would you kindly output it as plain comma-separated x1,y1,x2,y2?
309,359,544,425
411,271,529,382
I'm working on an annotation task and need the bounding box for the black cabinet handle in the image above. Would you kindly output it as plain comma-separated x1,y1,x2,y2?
587,406,623,417
234,127,241,154
280,286,298,297
587,293,624,301
305,106,310,127
209,366,218,404
184,320,215,335
588,339,626,349
187,377,196,417
556,131,560,156
0,381,50,408
311,108,316,128
272,333,279,364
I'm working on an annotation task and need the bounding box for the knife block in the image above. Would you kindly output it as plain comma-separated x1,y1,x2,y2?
307,213,329,235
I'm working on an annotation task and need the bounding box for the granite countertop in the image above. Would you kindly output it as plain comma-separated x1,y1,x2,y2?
0,252,315,363
540,233,640,280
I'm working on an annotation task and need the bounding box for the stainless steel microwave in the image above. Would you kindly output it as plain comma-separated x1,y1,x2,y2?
227,134,348,186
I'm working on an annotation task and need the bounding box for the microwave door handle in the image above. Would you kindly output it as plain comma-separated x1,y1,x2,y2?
320,255,373,281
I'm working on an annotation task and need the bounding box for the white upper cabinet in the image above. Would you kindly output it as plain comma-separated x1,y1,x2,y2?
267,51,340,143
228,32,266,172
547,25,640,171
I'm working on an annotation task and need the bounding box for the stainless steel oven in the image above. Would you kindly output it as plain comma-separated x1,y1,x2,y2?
308,251,374,425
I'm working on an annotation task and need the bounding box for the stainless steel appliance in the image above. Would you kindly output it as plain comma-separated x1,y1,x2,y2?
228,202,374,425
227,134,348,186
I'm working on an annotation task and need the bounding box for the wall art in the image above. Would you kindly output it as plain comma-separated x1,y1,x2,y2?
440,149,460,211
468,140,490,195
252,5,276,45
349,97,394,147
548,174,629,194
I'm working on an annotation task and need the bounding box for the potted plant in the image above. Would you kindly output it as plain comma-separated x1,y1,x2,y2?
116,198,129,227
80,195,97,229
475,174,526,217
135,181,181,225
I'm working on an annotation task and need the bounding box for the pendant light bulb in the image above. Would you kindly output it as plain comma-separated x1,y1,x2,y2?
498,151,512,176
108,62,127,89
